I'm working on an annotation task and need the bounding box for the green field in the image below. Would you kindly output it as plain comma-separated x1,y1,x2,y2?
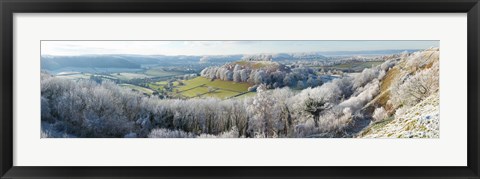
179,86,210,97
119,84,154,95
202,89,240,99
148,81,168,91
161,77,254,99
209,80,250,92
177,77,211,91
233,92,257,99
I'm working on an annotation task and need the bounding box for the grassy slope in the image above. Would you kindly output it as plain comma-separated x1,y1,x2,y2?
177,77,211,91
203,90,240,98
148,81,167,91
376,67,400,108
360,92,439,138
359,48,440,138
209,80,251,92
180,86,210,97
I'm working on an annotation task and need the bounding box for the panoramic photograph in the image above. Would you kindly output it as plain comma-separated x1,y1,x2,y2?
40,40,439,138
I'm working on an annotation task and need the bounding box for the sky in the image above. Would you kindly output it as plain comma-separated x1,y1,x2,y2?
41,41,439,56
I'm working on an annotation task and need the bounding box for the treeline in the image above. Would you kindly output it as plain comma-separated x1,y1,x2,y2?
200,62,324,90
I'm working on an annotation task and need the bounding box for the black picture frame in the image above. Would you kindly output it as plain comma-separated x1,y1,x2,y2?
1,0,479,178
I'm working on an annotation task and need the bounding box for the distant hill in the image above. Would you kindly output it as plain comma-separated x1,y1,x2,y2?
320,49,420,57
40,49,419,71
274,52,327,61
41,55,142,70
238,52,327,62
199,55,243,64
41,54,237,71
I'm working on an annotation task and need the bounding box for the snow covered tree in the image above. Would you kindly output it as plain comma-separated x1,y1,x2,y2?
372,107,388,122
296,81,305,89
391,61,439,107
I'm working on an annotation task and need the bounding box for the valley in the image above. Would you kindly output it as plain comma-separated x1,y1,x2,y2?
39,43,439,138
45,54,392,100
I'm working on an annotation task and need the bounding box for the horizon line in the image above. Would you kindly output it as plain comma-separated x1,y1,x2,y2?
40,48,435,57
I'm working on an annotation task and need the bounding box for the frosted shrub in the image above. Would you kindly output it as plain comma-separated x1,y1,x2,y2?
405,52,424,70
377,70,386,80
339,79,379,112
218,126,240,138
148,128,195,138
372,107,388,122
380,59,397,71
41,130,50,138
391,61,439,107
318,107,353,133
197,133,217,138
394,107,408,119
41,97,52,122
352,68,378,90
198,127,240,138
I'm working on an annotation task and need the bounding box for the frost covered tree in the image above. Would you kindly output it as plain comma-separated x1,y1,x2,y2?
372,107,388,122
241,54,273,61
283,75,293,87
391,61,439,107
254,70,266,84
233,70,242,82
296,81,305,89
306,77,319,87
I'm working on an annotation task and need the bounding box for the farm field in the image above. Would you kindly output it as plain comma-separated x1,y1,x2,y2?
209,80,250,92
148,81,168,91
170,77,253,99
202,89,240,99
145,67,187,77
53,70,256,100
232,92,257,99
179,86,210,98
177,77,211,91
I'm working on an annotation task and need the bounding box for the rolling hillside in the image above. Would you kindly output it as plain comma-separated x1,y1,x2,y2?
358,47,440,138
